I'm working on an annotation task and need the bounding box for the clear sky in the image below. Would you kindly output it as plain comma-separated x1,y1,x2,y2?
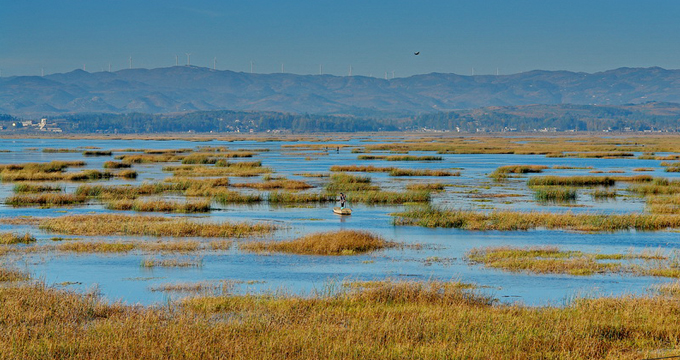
2,0,680,77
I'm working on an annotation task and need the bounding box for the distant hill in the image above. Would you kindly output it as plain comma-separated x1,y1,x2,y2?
4,66,680,117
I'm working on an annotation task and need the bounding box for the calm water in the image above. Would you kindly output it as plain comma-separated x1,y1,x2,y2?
1,137,679,306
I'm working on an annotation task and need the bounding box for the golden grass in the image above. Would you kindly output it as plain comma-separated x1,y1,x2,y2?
4,277,680,359
652,281,680,296
1,169,115,182
0,232,36,245
325,173,378,191
57,242,136,253
0,160,85,172
240,230,395,255
0,268,29,282
76,182,189,199
38,214,276,238
212,190,262,204
267,191,335,203
5,193,88,207
393,206,680,231
104,199,212,213
329,165,394,173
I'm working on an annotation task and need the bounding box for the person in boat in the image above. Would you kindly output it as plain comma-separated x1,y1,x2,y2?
339,192,346,209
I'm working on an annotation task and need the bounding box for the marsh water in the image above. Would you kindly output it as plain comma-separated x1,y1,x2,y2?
1,136,679,306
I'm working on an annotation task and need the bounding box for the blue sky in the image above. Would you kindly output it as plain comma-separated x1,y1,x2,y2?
2,0,680,77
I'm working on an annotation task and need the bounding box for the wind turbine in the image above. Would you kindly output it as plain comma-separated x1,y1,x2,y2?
41,68,44,77
319,64,323,75
175,55,179,66
281,63,284,73
250,61,254,74
213,57,217,70
186,53,191,66
129,56,132,69
348,65,352,76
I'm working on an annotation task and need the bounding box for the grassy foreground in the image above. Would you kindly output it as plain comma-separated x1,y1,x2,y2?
240,230,394,255
1,280,680,359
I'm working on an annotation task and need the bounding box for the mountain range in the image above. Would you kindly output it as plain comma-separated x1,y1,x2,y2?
3,66,680,117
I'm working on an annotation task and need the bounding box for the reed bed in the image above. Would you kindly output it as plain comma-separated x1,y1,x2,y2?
117,154,179,164
532,187,577,202
294,172,330,177
467,246,619,275
495,164,549,174
569,152,635,158
329,165,394,173
325,173,378,192
0,169,116,182
346,190,431,204
102,161,131,169
652,281,680,296
240,230,394,255
393,206,680,231
57,242,136,253
0,268,29,282
163,164,271,177
267,191,335,203
38,214,276,238
12,183,62,193
629,178,680,195
5,193,88,207
0,232,36,245
405,183,446,191
0,160,85,173
42,148,79,153
591,189,618,199
82,150,112,156
357,155,443,161
76,182,188,199
213,190,262,204
528,176,615,187
389,168,458,177
4,278,680,358
232,179,313,190
104,199,212,213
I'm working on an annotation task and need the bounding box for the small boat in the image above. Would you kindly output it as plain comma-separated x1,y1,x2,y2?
333,207,352,215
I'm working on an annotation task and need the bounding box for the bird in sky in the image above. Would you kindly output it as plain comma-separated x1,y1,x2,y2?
414,51,420,55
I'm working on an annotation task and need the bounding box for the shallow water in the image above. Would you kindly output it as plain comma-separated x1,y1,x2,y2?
1,137,679,306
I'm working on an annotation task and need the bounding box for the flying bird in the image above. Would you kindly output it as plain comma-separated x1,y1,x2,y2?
414,51,420,55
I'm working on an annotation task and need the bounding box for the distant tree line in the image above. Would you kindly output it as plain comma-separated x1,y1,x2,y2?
50,111,397,133
5,103,680,133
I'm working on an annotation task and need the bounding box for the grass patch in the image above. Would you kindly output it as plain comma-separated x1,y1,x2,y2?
0,268,29,282
240,230,395,255
358,155,442,161
325,173,378,192
5,193,87,207
141,258,203,268
104,199,212,213
0,232,36,245
393,205,680,231
406,183,446,191
83,150,112,156
103,161,132,169
38,214,276,238
389,168,459,177
4,277,680,358
532,187,577,202
232,179,312,190
13,183,62,193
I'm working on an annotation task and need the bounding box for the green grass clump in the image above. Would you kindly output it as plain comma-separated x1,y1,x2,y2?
591,189,618,199
0,232,36,244
5,193,88,207
267,192,335,203
347,190,431,204
13,183,62,193
240,230,394,255
329,165,394,173
528,176,615,187
325,173,378,192
232,179,313,190
103,161,132,169
39,214,276,238
76,182,189,199
532,187,577,202
213,190,262,204
406,183,446,191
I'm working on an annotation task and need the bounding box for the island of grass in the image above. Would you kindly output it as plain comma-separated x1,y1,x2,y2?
240,230,394,255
